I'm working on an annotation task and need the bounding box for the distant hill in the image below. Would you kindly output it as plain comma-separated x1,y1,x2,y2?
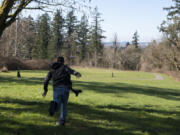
103,42,150,48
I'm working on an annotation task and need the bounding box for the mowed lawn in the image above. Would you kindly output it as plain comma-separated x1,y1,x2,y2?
0,68,180,135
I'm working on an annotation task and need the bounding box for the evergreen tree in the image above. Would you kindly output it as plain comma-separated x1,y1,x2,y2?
159,0,180,71
65,10,77,65
50,10,64,58
160,0,180,49
90,7,104,67
77,14,89,62
164,0,180,17
22,16,36,59
36,13,50,59
160,16,180,49
126,42,130,48
132,31,139,48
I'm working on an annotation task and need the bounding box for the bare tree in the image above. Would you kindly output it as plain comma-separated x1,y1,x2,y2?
0,16,36,58
141,40,180,71
119,46,141,70
112,33,118,68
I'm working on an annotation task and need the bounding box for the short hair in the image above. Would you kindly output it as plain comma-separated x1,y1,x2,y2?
57,56,64,63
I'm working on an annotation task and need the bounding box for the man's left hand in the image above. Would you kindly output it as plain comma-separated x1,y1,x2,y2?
76,72,81,78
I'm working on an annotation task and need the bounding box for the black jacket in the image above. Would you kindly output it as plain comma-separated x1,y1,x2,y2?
44,62,80,92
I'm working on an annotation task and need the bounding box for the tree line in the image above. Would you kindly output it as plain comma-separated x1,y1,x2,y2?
0,0,179,71
0,8,104,66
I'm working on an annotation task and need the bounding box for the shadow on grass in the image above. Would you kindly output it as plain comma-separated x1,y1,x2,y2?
0,76,180,134
0,97,131,135
0,97,180,135
0,76,44,85
1,74,180,101
97,104,180,115
73,80,180,101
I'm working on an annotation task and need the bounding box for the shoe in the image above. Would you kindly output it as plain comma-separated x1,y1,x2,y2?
56,120,65,126
49,101,57,116
56,121,60,126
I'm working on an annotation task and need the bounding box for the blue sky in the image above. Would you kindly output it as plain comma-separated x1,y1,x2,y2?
90,0,173,42
23,0,173,42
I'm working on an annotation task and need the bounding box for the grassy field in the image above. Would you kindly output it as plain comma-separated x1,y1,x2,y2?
0,68,180,135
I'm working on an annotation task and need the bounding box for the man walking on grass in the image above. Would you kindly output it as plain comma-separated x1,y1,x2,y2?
42,56,81,126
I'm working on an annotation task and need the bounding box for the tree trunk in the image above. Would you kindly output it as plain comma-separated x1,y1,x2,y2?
0,28,4,38
0,0,15,37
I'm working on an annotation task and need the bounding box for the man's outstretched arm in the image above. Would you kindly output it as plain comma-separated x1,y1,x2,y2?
43,71,52,97
65,66,81,78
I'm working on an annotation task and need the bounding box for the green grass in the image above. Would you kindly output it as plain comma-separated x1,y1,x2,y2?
0,68,180,135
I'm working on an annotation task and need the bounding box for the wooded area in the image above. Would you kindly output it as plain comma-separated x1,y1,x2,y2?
0,0,179,71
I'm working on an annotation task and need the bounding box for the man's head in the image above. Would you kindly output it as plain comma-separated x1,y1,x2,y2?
57,56,64,64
